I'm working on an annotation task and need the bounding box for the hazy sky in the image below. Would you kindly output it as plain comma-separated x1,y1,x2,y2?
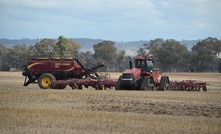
0,0,221,41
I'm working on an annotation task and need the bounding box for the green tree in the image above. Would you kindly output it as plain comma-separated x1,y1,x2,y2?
140,39,188,72
0,44,8,70
66,39,81,58
144,38,164,59
54,36,81,58
5,45,30,70
78,51,95,68
93,41,117,71
157,39,188,72
189,37,221,72
136,48,147,57
116,50,126,71
55,36,69,58
218,60,221,73
30,38,57,58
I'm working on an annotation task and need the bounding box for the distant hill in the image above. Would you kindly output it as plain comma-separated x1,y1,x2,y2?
0,38,41,47
179,40,200,50
0,38,199,55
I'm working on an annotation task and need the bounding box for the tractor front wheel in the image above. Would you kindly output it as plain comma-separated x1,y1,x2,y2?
140,76,154,91
115,76,122,90
38,73,56,89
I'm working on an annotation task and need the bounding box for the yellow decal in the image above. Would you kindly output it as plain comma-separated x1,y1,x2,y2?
55,63,71,66
64,67,74,72
55,63,61,66
28,62,44,69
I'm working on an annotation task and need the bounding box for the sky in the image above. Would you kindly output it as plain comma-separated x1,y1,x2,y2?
0,0,221,42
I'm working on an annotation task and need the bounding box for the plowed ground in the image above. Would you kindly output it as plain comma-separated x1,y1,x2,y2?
0,72,221,134
75,96,221,118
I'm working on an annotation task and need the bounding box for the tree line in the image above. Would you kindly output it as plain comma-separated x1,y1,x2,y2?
0,36,220,72
137,37,221,72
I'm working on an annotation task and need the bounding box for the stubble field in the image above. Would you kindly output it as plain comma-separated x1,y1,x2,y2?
0,72,221,134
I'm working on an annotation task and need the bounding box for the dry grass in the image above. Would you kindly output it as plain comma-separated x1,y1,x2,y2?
0,72,221,134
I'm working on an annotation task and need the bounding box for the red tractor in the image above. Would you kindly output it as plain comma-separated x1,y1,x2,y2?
116,57,170,90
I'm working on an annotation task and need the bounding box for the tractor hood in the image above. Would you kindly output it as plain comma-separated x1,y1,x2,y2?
123,68,141,79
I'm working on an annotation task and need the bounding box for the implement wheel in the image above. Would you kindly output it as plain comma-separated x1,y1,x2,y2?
203,86,207,92
38,73,56,89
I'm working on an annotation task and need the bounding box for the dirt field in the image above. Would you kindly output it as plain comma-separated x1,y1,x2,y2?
0,72,221,134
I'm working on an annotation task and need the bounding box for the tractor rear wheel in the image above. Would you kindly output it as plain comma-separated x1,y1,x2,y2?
38,73,56,89
159,76,170,91
140,76,154,91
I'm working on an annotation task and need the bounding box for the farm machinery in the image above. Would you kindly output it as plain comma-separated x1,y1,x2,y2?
116,57,169,90
22,57,207,91
116,57,207,91
22,58,116,90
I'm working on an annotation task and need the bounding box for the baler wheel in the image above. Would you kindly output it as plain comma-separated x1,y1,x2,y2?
38,73,56,89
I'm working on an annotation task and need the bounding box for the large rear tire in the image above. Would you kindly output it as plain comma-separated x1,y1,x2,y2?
38,73,56,89
140,76,154,91
159,76,170,91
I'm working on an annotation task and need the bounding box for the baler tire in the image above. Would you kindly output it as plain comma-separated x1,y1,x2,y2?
38,73,56,89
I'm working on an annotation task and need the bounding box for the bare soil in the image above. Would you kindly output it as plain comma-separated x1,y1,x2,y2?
1,72,221,134
73,95,221,118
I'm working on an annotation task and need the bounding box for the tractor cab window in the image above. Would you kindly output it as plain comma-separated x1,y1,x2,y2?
135,60,153,72
135,60,144,68
147,60,153,70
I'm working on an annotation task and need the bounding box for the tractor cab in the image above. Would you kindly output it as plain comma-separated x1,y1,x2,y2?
134,58,153,73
